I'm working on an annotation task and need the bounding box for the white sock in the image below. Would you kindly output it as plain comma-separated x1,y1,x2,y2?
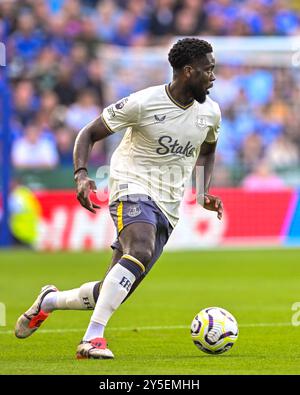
83,321,105,341
41,282,99,313
41,292,58,312
83,263,136,341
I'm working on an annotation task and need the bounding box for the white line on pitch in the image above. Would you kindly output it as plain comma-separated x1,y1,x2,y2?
0,322,294,335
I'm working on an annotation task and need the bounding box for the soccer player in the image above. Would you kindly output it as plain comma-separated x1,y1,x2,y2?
15,38,223,359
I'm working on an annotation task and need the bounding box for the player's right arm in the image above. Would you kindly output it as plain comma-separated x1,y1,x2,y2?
73,94,140,213
73,116,112,213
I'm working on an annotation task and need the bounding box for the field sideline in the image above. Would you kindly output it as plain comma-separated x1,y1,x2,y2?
1,249,300,375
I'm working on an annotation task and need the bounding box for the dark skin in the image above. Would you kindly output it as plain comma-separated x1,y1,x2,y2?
73,51,223,296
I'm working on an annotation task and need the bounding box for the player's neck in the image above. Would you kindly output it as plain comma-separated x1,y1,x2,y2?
168,81,194,107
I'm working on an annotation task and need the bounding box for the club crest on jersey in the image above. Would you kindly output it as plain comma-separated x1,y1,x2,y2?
127,204,142,218
196,116,207,129
154,114,166,123
115,97,128,110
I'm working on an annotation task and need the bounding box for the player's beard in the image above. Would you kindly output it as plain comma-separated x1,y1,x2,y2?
192,86,207,104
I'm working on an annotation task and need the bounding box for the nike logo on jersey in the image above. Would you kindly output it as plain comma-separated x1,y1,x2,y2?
156,135,196,157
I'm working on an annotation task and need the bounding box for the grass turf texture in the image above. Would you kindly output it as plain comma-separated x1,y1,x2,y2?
1,249,300,375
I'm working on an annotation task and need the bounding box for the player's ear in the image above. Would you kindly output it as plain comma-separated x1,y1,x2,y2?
183,65,193,79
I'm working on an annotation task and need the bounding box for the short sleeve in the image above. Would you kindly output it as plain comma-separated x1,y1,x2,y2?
204,104,221,144
101,93,140,133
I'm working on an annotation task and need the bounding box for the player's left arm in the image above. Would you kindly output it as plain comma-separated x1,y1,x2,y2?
198,141,217,194
197,105,223,220
197,141,223,220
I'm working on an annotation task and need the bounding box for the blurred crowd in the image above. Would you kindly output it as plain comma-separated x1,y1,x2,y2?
1,0,300,188
212,65,300,187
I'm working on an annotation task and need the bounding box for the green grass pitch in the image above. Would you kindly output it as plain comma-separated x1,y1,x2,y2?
1,248,300,375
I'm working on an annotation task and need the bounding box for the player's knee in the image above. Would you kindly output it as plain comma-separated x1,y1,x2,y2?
127,243,155,267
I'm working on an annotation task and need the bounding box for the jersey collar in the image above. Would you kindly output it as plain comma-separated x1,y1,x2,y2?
165,84,194,110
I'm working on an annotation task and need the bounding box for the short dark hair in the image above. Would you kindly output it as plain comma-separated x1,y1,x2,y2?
168,38,213,70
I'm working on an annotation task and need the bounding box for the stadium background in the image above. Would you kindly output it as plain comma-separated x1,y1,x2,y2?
1,0,300,250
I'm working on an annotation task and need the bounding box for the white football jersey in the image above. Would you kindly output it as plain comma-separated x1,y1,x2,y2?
102,84,221,227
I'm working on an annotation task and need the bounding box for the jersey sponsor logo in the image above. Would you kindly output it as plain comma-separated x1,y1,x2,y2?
154,114,166,123
115,97,128,110
196,116,207,129
156,135,196,157
127,204,142,218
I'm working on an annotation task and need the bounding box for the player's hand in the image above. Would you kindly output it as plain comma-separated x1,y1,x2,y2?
203,193,223,220
75,174,101,214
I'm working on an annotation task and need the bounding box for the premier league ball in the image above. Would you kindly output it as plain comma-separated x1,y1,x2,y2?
191,307,238,354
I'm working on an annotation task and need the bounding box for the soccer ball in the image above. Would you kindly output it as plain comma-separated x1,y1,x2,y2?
191,307,238,354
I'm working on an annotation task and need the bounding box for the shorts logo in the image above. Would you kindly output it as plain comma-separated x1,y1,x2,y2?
127,204,142,218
